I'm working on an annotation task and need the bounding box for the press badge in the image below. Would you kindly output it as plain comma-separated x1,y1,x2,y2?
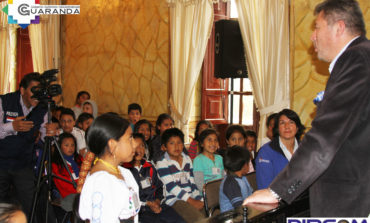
174,172,182,183
212,167,221,175
140,178,151,189
5,111,18,122
180,173,188,184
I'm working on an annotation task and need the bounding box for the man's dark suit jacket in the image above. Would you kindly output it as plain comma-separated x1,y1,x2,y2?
270,36,370,217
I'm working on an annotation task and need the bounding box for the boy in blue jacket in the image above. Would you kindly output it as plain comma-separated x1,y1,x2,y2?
219,146,253,213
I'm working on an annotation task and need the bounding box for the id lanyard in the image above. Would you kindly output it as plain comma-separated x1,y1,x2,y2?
210,158,221,180
180,171,188,185
139,174,152,189
136,165,152,190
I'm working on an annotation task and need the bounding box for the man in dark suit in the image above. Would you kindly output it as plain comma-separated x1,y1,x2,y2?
243,0,370,217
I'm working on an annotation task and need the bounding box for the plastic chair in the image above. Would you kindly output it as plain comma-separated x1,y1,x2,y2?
203,178,223,217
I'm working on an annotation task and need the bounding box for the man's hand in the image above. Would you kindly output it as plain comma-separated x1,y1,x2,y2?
12,116,34,132
45,123,59,137
242,189,279,206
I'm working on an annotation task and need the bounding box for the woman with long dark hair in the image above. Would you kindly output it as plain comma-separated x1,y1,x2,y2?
255,109,305,189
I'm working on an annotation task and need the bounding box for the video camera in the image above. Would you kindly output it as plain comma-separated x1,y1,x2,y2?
31,69,62,105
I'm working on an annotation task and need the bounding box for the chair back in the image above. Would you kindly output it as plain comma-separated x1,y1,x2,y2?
203,178,223,217
246,171,257,191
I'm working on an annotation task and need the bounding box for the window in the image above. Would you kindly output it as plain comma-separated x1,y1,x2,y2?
230,0,239,18
227,0,257,127
228,78,254,125
201,1,259,136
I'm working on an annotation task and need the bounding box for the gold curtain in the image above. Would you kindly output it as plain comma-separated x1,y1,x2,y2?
168,0,214,142
28,0,61,103
0,1,17,94
28,0,60,74
235,0,290,147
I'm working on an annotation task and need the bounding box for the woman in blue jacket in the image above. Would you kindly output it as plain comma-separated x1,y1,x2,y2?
256,109,305,189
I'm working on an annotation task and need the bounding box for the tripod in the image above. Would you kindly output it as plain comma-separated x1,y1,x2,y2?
30,101,77,223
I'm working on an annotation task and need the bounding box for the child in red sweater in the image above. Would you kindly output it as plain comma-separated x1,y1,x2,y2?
52,132,82,198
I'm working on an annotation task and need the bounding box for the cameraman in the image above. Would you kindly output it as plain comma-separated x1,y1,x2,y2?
0,72,57,219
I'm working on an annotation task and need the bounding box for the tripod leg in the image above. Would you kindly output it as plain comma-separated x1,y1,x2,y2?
30,137,49,223
46,137,53,223
30,96,62,223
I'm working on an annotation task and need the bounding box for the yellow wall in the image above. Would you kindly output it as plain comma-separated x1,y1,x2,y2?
60,0,370,128
292,0,370,128
61,0,170,121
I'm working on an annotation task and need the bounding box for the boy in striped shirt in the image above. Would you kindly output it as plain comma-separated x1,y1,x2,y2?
156,128,205,223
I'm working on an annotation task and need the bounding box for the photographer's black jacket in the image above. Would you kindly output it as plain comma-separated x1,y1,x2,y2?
0,91,46,170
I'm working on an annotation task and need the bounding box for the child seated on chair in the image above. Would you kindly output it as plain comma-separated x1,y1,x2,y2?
82,100,98,118
156,128,205,223
222,125,254,173
219,146,253,213
59,108,87,156
123,133,185,223
52,132,83,222
150,114,174,163
188,120,213,160
76,112,94,132
246,130,257,168
128,103,142,131
134,119,153,160
193,129,224,192
52,132,82,198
